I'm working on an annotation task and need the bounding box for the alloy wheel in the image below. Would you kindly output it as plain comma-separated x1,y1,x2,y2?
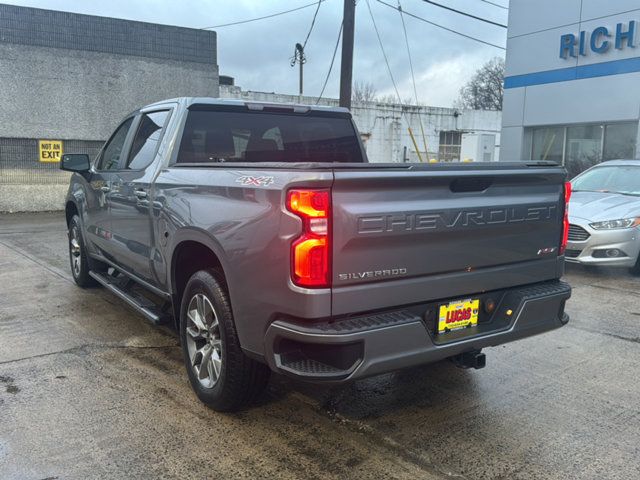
185,293,223,388
70,227,82,277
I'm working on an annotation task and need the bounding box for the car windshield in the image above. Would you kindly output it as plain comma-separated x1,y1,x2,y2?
572,165,640,196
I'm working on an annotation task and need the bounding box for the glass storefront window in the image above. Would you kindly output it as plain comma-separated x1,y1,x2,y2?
532,127,564,163
565,125,604,177
529,122,638,178
603,123,638,161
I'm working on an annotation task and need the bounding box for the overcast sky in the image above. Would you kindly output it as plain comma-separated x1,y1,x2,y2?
6,0,508,107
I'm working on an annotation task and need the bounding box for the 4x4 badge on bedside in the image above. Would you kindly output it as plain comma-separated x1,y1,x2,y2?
235,176,274,187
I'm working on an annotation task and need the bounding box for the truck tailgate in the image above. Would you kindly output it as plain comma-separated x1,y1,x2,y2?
331,164,566,315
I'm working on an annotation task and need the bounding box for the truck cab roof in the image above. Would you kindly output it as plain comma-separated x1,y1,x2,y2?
142,97,350,115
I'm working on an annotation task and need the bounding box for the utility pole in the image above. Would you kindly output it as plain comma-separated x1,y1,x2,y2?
339,0,355,109
291,43,306,103
299,49,304,102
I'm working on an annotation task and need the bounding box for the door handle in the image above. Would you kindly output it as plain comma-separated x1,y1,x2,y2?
134,189,148,199
100,186,111,193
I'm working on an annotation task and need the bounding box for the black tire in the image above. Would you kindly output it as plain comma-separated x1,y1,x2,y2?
68,214,105,288
179,269,270,412
630,256,640,276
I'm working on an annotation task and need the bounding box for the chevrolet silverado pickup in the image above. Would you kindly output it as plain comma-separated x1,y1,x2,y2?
61,97,572,411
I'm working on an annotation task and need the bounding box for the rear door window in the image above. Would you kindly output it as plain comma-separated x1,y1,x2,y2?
176,109,363,163
126,110,170,170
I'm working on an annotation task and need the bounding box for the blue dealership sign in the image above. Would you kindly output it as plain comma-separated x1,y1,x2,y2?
560,21,636,58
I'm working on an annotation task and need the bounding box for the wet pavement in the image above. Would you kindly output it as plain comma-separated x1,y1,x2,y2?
0,212,638,479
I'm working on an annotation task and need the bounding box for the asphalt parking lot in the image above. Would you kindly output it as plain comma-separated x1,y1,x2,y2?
1,212,639,480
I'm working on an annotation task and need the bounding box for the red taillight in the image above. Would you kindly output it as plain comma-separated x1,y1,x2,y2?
560,181,572,255
287,189,331,288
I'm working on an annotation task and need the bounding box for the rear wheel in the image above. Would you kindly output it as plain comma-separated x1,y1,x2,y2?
180,269,270,411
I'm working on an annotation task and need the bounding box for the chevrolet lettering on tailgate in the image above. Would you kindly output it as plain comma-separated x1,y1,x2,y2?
357,205,559,234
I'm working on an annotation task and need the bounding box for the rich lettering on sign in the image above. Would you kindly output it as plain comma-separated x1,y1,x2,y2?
560,21,636,59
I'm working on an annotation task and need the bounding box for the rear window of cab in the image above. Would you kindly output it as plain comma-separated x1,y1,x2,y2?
177,108,364,164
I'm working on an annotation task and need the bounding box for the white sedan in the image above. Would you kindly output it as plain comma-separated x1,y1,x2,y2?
565,160,640,274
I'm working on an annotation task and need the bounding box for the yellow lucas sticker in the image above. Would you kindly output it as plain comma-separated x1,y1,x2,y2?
438,298,480,333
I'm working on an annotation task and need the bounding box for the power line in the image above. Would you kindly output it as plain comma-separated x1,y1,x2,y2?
316,22,343,104
201,0,326,30
479,0,508,10
376,0,506,50
367,0,428,161
365,0,403,103
418,0,507,28
365,3,410,135
291,0,321,71
302,0,323,49
397,1,429,154
397,2,418,106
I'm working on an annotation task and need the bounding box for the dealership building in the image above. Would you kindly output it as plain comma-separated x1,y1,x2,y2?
501,0,640,177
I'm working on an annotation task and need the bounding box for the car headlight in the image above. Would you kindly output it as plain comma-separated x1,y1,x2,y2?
589,218,640,230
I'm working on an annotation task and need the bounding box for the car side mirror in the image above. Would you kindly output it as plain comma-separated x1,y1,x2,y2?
60,154,91,172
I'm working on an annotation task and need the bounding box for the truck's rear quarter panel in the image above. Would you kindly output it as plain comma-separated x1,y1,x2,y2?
153,166,334,355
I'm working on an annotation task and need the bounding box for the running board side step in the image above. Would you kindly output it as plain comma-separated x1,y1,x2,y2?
89,270,171,326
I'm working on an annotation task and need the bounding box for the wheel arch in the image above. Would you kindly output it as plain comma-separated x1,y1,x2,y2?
65,200,79,226
169,232,230,330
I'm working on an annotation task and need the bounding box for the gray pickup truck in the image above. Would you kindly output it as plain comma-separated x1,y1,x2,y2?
61,97,572,411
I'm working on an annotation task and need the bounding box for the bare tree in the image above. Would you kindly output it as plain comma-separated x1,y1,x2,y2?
352,80,378,103
377,93,398,104
456,57,505,111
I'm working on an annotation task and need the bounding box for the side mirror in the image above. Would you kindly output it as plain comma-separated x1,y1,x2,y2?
60,154,91,172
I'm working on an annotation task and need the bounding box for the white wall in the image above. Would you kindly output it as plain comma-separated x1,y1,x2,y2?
220,85,502,163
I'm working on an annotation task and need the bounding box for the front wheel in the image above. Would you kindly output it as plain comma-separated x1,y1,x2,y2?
630,255,640,276
180,269,270,412
68,215,100,288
